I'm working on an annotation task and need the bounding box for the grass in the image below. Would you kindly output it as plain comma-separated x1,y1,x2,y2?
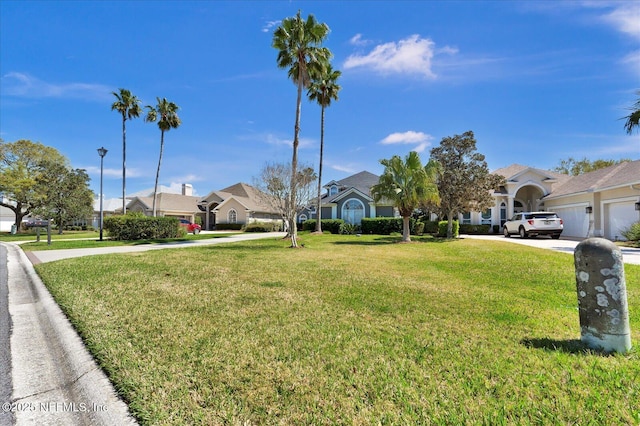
34,233,640,425
1,231,239,250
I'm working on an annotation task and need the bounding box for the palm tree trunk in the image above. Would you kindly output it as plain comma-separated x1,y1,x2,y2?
315,105,325,233
402,216,411,243
153,130,165,217
122,116,127,214
289,79,303,247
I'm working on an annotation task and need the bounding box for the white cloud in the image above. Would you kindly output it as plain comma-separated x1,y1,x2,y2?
262,20,280,33
600,3,640,39
380,131,434,153
263,133,315,149
1,72,112,101
331,164,357,174
343,35,456,78
349,33,370,46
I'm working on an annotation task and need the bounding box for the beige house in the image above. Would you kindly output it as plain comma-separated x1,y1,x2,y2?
482,161,640,240
126,184,204,224
198,183,282,230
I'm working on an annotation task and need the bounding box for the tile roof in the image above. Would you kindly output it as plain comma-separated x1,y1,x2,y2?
323,171,380,202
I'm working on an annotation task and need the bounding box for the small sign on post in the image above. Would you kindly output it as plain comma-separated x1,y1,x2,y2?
574,238,631,353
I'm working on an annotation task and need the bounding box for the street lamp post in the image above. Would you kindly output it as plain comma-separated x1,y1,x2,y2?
98,147,108,241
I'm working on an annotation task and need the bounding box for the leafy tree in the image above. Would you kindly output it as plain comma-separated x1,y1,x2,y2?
111,88,142,214
33,164,94,233
254,162,317,238
145,97,181,217
370,151,440,243
272,10,331,247
308,63,341,234
553,157,631,176
428,131,505,239
0,139,68,229
623,89,640,134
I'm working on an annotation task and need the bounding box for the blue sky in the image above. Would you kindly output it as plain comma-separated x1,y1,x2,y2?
1,0,639,200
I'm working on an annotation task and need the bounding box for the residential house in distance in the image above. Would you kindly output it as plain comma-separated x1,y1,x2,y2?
300,171,396,224
306,162,640,241
126,184,205,224
198,183,282,230
478,161,640,240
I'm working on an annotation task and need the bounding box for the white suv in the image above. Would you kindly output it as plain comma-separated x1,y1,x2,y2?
503,212,563,239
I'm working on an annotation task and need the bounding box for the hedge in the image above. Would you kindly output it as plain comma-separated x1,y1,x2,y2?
244,222,275,232
361,217,419,235
437,220,460,238
104,215,180,240
459,224,491,235
301,219,344,234
215,223,244,231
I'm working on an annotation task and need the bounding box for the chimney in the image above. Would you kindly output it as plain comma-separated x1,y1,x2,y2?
182,184,193,196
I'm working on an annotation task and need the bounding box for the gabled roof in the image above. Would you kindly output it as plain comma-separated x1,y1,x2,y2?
322,171,380,203
201,183,279,214
492,164,568,183
544,160,640,200
128,193,201,213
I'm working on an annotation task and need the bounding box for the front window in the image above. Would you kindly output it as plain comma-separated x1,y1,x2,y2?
481,209,492,225
329,185,338,196
462,212,471,224
342,198,364,225
228,209,237,223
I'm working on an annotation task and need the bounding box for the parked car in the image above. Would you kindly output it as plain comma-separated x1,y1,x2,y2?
503,212,563,239
179,219,201,234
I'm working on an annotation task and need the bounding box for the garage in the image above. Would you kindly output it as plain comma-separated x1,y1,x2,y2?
604,200,639,241
552,205,590,239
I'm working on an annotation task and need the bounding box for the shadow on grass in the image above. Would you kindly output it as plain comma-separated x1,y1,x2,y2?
521,337,615,356
332,235,456,246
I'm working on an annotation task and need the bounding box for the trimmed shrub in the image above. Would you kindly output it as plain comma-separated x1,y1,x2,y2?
361,217,419,235
438,220,460,238
104,215,180,240
423,221,439,234
459,224,491,235
414,222,425,236
244,222,275,232
215,223,243,231
302,219,344,234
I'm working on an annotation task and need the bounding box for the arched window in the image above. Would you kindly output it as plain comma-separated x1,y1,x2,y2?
342,198,365,225
228,209,237,224
299,214,308,223
500,202,507,226
329,185,338,196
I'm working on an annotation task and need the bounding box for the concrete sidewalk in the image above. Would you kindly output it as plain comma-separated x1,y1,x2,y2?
26,232,288,264
1,231,285,425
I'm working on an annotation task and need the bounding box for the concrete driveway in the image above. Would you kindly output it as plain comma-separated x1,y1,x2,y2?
462,234,640,265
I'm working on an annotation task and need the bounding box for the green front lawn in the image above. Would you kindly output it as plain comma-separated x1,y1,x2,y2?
34,234,640,425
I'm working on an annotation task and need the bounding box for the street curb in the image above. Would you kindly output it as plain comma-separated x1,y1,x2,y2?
5,243,138,425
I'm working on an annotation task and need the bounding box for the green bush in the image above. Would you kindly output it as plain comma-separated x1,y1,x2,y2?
244,222,275,232
301,219,344,234
622,222,640,247
414,222,425,236
104,215,180,240
438,220,459,238
361,217,419,235
459,224,491,235
215,223,243,231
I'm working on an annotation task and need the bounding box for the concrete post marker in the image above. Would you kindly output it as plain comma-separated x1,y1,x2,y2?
574,238,632,353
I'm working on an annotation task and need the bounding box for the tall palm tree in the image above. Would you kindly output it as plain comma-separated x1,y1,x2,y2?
371,151,440,243
144,97,181,217
111,88,141,214
307,63,341,234
272,10,331,247
623,90,640,134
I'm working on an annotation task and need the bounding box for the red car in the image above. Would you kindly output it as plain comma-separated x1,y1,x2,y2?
179,219,201,234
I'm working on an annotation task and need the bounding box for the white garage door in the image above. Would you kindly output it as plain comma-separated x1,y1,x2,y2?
553,206,589,239
604,201,639,240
